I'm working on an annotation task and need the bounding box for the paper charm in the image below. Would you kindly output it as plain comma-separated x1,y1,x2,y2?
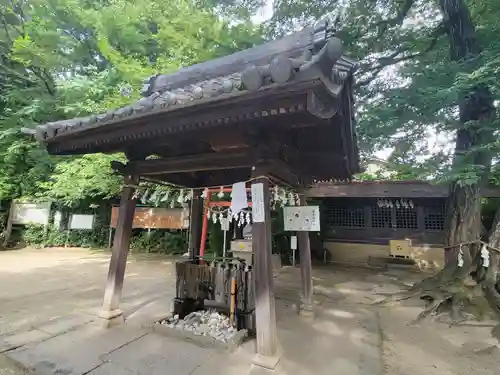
141,189,150,204
245,211,251,224
409,200,414,208
201,188,209,199
212,212,218,224
161,189,171,202
288,192,295,206
458,245,464,268
272,185,279,201
184,190,193,202
149,190,160,205
206,210,211,219
132,190,140,200
395,201,400,209
218,212,224,224
295,193,301,206
170,198,175,208
481,244,490,268
217,186,224,198
177,189,185,203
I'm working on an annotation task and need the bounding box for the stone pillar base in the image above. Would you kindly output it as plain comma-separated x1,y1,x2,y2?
98,309,124,328
298,304,315,320
252,352,281,370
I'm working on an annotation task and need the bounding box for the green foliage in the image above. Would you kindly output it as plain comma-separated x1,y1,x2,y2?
21,224,108,248
0,0,263,208
130,230,187,254
38,154,125,206
269,0,500,185
207,221,225,257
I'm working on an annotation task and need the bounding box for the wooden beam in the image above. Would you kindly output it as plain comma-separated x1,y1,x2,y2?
307,181,500,198
298,194,314,318
99,174,138,325
188,189,203,258
251,167,279,368
47,82,313,156
261,159,300,187
127,150,256,176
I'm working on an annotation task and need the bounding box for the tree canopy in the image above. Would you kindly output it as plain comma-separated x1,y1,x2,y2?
1,0,499,202
0,0,263,205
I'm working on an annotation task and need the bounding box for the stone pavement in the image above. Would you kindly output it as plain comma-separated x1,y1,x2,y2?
3,300,382,375
0,248,384,375
0,353,27,375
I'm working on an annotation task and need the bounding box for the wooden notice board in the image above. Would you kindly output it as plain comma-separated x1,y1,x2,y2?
110,207,188,229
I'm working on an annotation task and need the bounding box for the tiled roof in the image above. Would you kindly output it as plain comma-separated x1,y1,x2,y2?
25,20,357,143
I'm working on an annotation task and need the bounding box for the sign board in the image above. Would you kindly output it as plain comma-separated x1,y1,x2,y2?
251,183,265,223
70,214,94,230
11,202,51,226
283,206,320,231
110,207,189,229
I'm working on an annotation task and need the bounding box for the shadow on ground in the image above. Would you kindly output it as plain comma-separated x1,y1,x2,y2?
0,248,499,375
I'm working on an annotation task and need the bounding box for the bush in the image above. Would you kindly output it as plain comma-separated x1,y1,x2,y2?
21,224,187,253
21,224,108,248
130,230,187,254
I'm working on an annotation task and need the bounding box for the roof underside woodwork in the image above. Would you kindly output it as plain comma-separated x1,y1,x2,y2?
24,17,360,188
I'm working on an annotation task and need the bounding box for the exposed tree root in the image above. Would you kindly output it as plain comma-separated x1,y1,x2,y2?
377,249,500,331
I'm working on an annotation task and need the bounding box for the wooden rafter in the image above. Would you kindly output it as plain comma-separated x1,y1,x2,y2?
124,149,257,176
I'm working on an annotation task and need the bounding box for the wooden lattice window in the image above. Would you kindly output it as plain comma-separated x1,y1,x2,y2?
424,205,445,231
395,208,418,229
325,207,365,228
371,206,392,228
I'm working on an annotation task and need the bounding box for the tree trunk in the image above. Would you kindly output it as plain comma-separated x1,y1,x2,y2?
487,207,500,300
381,1,498,325
439,0,495,271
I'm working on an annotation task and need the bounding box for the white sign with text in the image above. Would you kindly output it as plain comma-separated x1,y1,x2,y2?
283,206,320,232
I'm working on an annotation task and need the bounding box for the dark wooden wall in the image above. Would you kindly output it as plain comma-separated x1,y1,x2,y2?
321,197,446,246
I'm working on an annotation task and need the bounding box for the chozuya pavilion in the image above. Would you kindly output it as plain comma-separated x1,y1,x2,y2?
23,15,359,368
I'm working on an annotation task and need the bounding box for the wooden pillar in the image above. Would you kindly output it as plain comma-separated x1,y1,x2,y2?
298,194,314,317
188,189,203,259
99,174,138,324
251,168,280,369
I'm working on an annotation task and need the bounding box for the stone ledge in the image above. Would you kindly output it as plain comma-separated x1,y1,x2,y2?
149,318,248,353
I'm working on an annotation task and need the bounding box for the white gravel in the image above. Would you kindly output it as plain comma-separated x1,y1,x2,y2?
157,310,236,343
